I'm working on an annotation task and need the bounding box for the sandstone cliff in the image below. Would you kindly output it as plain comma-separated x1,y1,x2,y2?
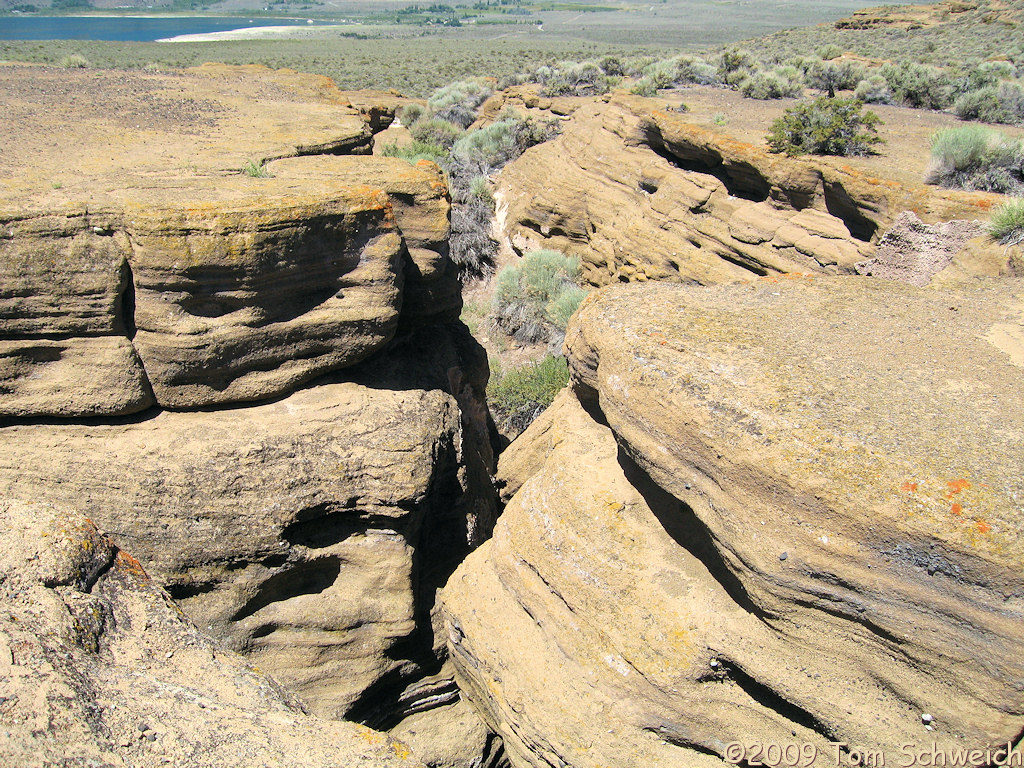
0,64,500,766
0,64,456,415
492,90,1003,287
444,277,1024,767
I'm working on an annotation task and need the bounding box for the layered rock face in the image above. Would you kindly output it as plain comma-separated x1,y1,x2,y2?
494,91,997,286
0,498,426,767
0,64,500,764
0,64,457,415
444,277,1024,767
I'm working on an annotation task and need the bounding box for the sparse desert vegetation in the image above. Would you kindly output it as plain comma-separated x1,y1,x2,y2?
988,196,1024,244
766,96,882,156
926,125,1024,193
487,353,570,436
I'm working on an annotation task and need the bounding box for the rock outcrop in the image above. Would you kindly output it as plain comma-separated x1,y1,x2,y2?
445,277,1024,767
0,498,425,767
0,64,501,766
0,64,458,415
493,90,999,287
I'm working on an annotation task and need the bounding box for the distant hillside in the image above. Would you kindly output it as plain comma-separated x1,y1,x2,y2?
746,0,1024,68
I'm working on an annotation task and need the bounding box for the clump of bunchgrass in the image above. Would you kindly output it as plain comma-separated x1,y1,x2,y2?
241,160,272,178
988,197,1024,245
487,354,570,437
925,125,1024,193
60,54,89,68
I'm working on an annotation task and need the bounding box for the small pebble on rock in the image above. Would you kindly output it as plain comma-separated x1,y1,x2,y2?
779,552,789,561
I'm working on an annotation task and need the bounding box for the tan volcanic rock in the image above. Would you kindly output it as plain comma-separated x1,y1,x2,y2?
0,65,455,414
0,498,424,768
495,91,1000,287
445,277,1024,767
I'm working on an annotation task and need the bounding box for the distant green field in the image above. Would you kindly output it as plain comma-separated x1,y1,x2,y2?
0,0,900,94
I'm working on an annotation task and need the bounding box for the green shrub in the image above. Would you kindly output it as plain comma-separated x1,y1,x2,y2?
599,56,625,77
409,117,464,150
854,75,894,105
805,59,865,95
953,82,1024,124
493,250,586,345
881,63,954,109
926,125,1024,193
487,355,570,436
719,48,752,77
740,69,802,100
766,97,883,156
379,140,448,165
988,197,1024,244
817,43,844,61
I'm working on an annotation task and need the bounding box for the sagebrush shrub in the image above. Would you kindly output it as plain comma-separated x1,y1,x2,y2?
492,250,586,345
953,82,1024,125
766,97,883,156
854,75,894,104
926,125,1024,193
409,118,464,150
881,63,954,109
741,69,802,100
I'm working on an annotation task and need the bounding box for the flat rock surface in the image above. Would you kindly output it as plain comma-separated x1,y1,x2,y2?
0,63,370,211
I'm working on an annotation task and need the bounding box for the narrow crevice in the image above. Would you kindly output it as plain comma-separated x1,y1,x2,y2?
724,661,832,737
822,180,878,242
715,248,770,276
119,258,137,340
615,445,775,622
230,556,342,622
344,432,474,729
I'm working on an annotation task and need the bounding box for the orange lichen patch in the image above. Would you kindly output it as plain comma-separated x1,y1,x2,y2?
945,478,972,497
391,742,413,760
976,520,991,534
900,480,918,492
114,550,150,581
951,502,963,515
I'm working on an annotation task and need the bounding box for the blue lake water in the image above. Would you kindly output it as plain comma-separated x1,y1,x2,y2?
0,15,327,41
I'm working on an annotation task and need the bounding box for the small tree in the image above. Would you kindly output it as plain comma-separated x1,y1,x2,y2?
766,97,883,157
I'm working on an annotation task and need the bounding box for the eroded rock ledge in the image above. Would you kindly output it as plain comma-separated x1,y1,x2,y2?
0,499,426,768
0,64,458,416
444,277,1024,767
492,89,1001,286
